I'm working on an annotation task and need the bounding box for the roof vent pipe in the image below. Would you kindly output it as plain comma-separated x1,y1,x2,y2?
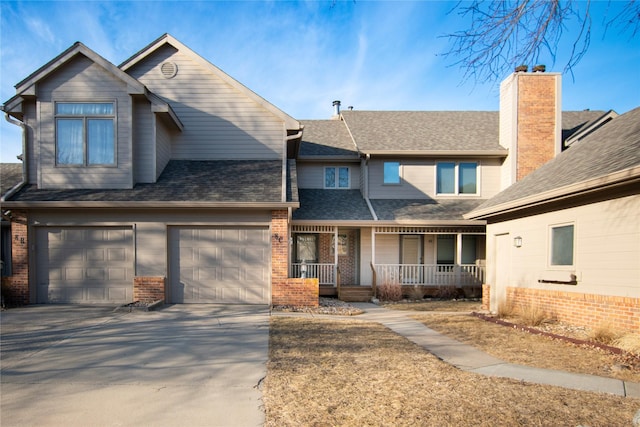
332,100,341,116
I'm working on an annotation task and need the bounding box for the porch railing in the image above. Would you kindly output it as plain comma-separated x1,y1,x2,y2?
373,264,485,287
290,263,335,286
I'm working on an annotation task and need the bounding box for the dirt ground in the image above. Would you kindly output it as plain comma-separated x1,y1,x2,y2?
264,300,640,426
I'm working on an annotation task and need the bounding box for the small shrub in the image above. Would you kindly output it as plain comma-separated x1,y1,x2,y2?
435,285,458,299
589,323,621,345
378,281,403,302
461,285,481,299
496,300,515,319
518,304,547,326
407,285,425,301
612,333,640,356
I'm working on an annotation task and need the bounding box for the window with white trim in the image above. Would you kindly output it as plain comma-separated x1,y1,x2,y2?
436,162,478,195
383,162,400,184
55,102,115,165
550,224,575,266
324,166,350,189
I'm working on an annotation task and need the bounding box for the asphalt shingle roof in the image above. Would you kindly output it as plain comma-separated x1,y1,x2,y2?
337,110,607,153
470,107,640,214
371,199,488,221
299,120,358,157
1,163,22,197
8,160,284,203
293,189,373,221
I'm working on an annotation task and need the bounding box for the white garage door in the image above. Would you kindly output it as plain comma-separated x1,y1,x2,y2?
36,227,133,303
169,227,270,304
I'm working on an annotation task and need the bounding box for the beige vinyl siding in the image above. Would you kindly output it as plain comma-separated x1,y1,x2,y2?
155,116,172,179
296,163,360,189
133,98,154,183
485,194,640,298
368,158,502,199
374,234,399,264
37,56,133,189
359,227,373,284
127,45,284,160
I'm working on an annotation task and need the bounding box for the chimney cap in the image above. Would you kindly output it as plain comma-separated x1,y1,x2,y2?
332,100,341,106
533,64,546,72
515,65,528,72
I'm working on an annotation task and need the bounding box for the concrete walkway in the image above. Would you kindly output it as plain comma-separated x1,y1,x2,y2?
276,302,640,398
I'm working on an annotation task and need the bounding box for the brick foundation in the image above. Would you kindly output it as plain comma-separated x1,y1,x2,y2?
481,284,491,311
133,276,166,303
507,287,639,333
1,211,29,305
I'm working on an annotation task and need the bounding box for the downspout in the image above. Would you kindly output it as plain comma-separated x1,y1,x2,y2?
362,153,378,221
1,113,27,202
282,127,304,202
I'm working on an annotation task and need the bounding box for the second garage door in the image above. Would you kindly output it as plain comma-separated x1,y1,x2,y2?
169,227,270,304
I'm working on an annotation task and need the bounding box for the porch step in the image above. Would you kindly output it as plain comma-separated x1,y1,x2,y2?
339,286,373,302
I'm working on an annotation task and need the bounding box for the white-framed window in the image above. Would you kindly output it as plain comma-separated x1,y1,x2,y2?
436,162,478,195
55,102,116,166
550,223,575,267
324,166,350,189
383,161,400,184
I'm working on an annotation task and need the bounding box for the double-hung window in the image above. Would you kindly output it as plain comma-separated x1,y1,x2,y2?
324,166,350,189
436,162,478,195
550,224,575,266
56,102,115,165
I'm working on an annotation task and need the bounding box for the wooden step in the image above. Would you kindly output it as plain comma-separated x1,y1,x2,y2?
339,286,373,302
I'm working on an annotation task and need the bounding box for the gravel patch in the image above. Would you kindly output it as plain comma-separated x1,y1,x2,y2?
271,297,364,316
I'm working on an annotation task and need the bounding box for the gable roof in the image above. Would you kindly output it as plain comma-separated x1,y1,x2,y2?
3,160,296,208
292,189,373,221
466,107,640,219
298,120,358,158
119,34,300,131
0,163,23,198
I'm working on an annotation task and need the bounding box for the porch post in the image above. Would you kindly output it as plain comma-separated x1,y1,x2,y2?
456,233,463,285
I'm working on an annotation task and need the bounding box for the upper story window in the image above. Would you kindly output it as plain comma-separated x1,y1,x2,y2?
550,224,575,266
55,102,115,165
383,162,400,184
436,162,478,195
325,166,350,189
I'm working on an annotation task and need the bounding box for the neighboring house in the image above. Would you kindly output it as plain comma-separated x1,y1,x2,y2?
2,34,633,327
466,106,640,333
0,34,310,306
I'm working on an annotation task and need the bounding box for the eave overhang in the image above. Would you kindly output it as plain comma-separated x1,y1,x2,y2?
361,149,508,158
0,201,300,210
465,165,640,220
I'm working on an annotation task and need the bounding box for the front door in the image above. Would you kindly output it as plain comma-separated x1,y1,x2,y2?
401,235,422,283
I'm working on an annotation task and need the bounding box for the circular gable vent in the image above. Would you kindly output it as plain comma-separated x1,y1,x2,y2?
160,61,178,79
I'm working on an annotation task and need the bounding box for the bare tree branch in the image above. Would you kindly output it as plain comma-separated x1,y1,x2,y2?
442,0,637,83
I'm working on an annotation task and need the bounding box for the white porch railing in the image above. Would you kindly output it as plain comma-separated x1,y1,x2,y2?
374,264,485,287
290,263,336,286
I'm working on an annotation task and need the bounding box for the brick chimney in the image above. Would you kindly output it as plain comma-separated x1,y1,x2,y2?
499,70,562,187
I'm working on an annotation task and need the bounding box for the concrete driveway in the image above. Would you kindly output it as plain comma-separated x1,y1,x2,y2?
0,304,269,427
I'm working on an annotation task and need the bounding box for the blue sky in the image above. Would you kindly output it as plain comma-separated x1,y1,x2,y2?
1,0,639,162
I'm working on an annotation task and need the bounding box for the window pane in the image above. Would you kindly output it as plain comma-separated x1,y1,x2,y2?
461,235,477,264
338,167,349,188
384,162,400,184
296,234,317,262
551,225,574,265
325,168,336,188
57,119,84,164
87,119,115,164
56,103,113,115
437,163,455,193
437,235,455,264
459,163,477,194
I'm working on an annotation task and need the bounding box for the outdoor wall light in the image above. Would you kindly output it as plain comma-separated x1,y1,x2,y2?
301,261,307,279
513,236,523,248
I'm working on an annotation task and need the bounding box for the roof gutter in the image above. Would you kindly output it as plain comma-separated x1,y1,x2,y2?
1,113,27,202
0,201,301,209
361,149,508,157
465,166,640,220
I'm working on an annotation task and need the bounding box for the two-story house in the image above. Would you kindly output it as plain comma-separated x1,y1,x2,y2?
1,34,310,306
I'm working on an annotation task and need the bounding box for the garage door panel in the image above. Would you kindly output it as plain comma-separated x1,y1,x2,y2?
169,226,270,304
36,227,133,304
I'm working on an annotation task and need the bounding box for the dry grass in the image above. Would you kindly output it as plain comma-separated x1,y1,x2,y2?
590,322,622,345
383,299,481,312
414,313,640,382
264,317,640,427
517,303,548,326
377,282,403,302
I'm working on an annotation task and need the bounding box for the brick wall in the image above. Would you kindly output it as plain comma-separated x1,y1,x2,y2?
507,287,639,333
133,276,165,303
516,74,557,181
481,284,491,311
270,210,318,306
1,210,29,305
